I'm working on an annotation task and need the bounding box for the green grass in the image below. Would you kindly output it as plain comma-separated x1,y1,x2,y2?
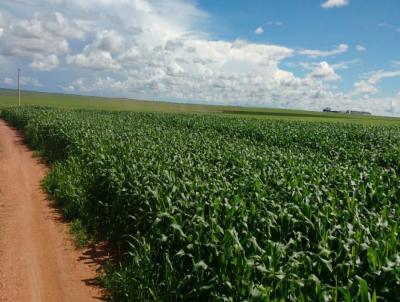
1,88,399,124
69,219,89,249
0,88,215,113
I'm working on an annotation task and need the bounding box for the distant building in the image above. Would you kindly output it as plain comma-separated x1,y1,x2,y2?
323,107,371,116
345,110,372,116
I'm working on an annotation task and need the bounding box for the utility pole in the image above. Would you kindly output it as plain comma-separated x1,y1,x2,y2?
17,68,21,106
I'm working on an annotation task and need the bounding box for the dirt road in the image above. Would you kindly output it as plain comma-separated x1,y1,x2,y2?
0,120,104,301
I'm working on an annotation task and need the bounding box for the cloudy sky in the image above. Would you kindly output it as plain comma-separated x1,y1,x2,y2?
0,0,399,116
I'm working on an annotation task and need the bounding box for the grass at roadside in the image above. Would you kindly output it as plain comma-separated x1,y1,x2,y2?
69,219,89,249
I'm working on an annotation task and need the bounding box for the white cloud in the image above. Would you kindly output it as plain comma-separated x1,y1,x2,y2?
254,27,264,35
29,54,59,71
354,80,378,94
368,70,400,84
357,96,400,116
309,61,341,81
3,74,41,87
354,69,400,95
167,61,185,77
3,77,14,85
300,61,341,81
321,0,349,9
38,12,84,40
0,12,84,64
92,30,125,53
299,44,348,58
356,45,366,52
67,49,121,70
66,29,126,70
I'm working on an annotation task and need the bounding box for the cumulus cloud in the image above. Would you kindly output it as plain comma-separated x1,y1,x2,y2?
321,0,349,9
308,61,341,81
299,44,348,58
93,30,125,53
67,49,121,70
66,30,124,70
167,61,185,77
0,12,84,70
254,27,264,35
29,54,59,71
37,12,84,40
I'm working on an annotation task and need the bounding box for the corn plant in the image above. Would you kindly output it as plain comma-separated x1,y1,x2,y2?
2,106,400,301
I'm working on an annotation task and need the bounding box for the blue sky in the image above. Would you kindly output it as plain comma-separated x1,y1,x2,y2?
0,0,399,115
201,0,400,93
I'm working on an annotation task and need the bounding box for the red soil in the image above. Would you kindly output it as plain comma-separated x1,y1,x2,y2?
0,120,105,301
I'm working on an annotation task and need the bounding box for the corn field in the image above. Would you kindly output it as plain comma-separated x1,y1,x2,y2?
2,107,400,301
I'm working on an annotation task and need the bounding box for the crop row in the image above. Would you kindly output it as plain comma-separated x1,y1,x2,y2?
2,107,400,301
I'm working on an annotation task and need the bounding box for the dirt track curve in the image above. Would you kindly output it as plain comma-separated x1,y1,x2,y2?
0,120,105,301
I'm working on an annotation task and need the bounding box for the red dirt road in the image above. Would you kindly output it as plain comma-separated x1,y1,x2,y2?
0,120,104,301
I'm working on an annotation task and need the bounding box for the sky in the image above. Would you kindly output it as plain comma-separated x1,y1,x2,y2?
0,0,399,116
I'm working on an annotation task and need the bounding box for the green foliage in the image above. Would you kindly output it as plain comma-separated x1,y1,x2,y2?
70,219,88,248
2,106,400,301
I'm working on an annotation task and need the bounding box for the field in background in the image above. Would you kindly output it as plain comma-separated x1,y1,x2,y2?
1,88,399,124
